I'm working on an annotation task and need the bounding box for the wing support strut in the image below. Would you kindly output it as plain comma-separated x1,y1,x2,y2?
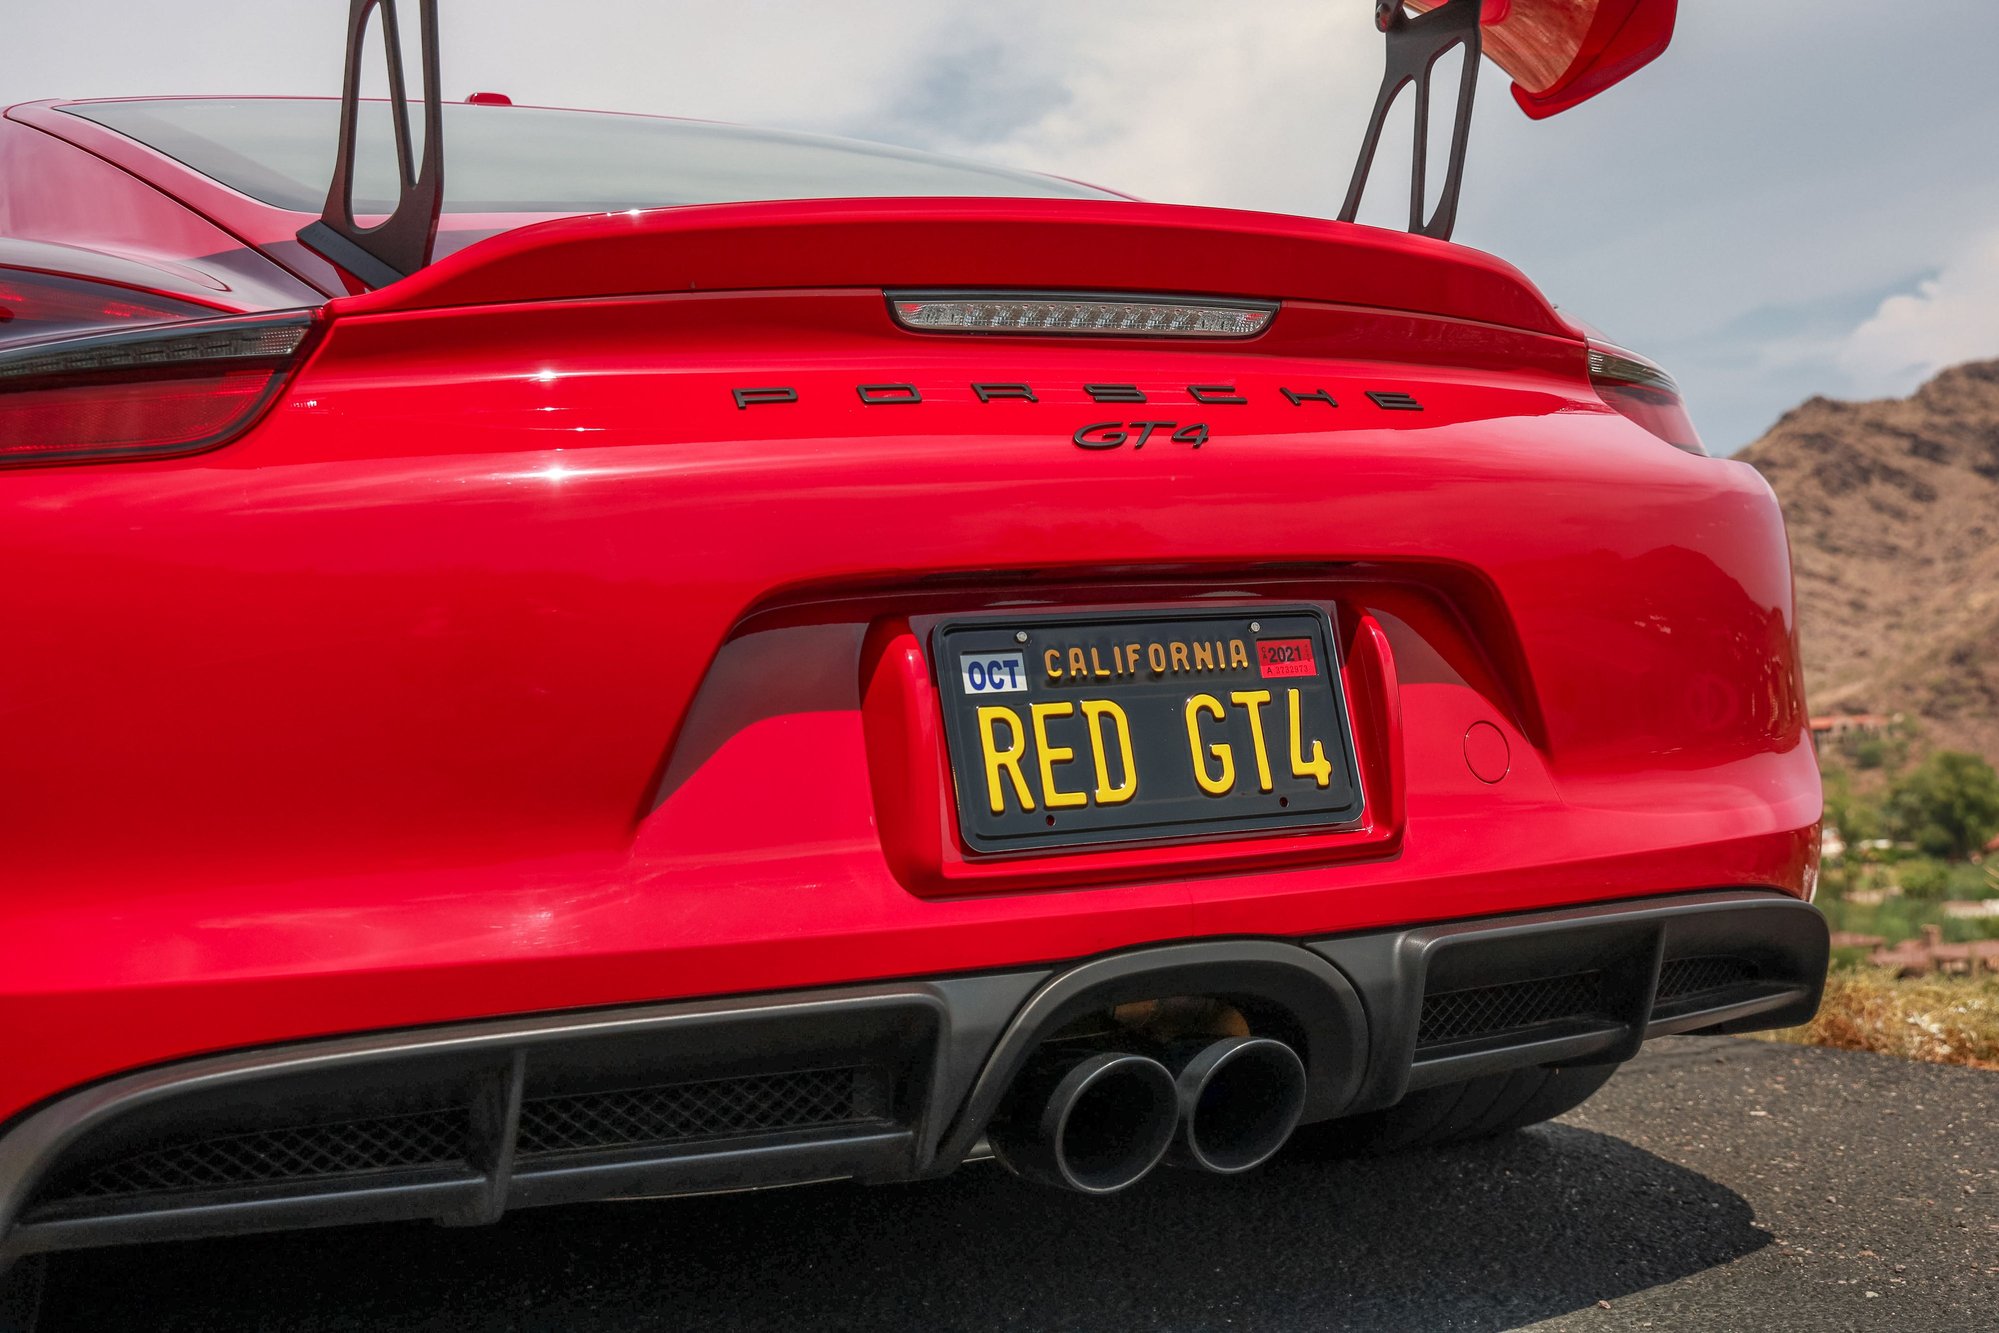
1338,0,1483,241
297,0,444,288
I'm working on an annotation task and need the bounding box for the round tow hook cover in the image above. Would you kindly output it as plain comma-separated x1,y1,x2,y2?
1464,721,1510,784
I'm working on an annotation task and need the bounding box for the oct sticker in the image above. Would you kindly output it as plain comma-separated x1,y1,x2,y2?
960,651,1027,695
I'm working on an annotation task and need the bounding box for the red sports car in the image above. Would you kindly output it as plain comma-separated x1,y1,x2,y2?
0,0,1824,1310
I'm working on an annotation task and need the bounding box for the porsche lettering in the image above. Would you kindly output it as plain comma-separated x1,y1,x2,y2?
731,382,1422,411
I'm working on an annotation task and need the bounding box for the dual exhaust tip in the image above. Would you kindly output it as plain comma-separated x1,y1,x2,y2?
990,1037,1307,1195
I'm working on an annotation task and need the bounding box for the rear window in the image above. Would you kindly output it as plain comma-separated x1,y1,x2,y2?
63,98,1119,213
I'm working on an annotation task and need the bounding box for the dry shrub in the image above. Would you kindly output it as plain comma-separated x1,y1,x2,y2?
1757,968,1999,1070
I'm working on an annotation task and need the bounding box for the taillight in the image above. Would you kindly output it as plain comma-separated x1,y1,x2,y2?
1588,343,1706,456
0,267,229,349
0,311,315,468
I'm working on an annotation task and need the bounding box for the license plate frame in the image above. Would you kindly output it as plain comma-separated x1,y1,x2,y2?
934,605,1366,855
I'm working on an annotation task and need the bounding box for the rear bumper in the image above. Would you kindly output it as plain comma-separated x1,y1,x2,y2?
0,888,1827,1266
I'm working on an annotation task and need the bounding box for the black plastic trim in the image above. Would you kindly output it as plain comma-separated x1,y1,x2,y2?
1309,889,1829,1113
0,976,1045,1265
0,889,1824,1270
10,1175,483,1257
296,0,444,285
503,1128,914,1212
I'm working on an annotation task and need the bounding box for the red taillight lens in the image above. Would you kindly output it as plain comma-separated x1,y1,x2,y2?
0,312,314,468
0,267,227,349
1588,343,1706,455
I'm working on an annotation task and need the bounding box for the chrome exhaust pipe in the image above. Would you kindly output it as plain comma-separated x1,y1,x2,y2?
1167,1037,1308,1174
989,1050,1179,1195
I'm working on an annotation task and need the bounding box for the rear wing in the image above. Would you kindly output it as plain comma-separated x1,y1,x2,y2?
1342,0,1677,238
295,0,1677,286
327,195,1575,335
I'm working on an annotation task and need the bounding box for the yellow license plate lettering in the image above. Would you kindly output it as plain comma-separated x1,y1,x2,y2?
1230,688,1276,792
1081,699,1138,805
1184,692,1236,796
1288,687,1333,788
1029,701,1088,809
976,704,1036,814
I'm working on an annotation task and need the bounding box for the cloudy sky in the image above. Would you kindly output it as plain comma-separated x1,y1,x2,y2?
9,1,1999,453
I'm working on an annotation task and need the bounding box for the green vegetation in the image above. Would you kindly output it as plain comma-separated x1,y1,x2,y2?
1883,750,1999,860
1820,766,1880,847
1815,747,1999,958
1816,844,1997,956
1836,720,1913,772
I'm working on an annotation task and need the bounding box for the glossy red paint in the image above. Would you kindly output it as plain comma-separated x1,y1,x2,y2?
0,96,1813,1133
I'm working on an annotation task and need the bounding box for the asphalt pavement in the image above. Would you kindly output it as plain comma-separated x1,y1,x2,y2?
32,1037,1999,1331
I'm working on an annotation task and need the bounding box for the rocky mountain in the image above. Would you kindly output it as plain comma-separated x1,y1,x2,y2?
1737,359,1999,766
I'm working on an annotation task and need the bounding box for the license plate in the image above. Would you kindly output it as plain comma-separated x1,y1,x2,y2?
936,608,1364,853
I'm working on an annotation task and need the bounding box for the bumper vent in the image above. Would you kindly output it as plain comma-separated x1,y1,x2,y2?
515,1066,892,1159
1418,970,1609,1047
59,1107,470,1201
1656,955,1759,1001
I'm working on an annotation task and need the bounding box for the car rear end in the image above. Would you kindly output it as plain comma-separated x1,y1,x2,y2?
0,96,1824,1270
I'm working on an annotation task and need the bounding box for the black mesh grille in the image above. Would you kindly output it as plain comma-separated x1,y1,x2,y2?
514,1066,889,1158
61,1108,470,1200
1657,955,1759,1001
1418,971,1609,1047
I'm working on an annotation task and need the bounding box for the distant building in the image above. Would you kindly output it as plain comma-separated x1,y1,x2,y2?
1868,924,1999,976
1809,713,1892,755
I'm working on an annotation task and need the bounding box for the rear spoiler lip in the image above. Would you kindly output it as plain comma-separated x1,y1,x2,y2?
326,196,1582,340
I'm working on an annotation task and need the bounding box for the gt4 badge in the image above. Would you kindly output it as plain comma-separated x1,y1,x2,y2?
1072,421,1209,450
